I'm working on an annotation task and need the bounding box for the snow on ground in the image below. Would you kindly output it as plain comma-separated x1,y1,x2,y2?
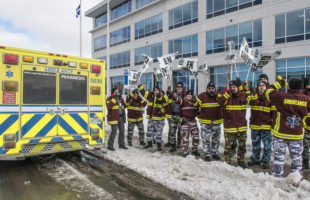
102,107,310,199
100,147,310,200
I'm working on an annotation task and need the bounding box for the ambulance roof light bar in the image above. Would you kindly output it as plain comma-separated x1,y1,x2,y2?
37,57,48,64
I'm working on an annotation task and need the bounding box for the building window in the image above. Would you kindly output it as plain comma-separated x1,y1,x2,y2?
210,64,262,92
136,0,156,9
110,51,130,69
206,0,262,19
275,8,310,44
169,0,198,30
95,13,107,28
169,34,198,58
140,73,153,91
135,14,163,40
111,0,132,21
94,35,107,52
111,76,124,91
110,26,130,47
134,43,162,65
276,57,310,83
206,19,262,55
173,70,197,94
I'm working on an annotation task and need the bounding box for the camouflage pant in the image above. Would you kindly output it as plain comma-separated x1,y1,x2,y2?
181,120,199,153
167,115,182,145
303,131,310,165
201,124,221,157
147,119,165,143
224,132,247,162
127,121,145,144
250,129,272,163
272,136,303,178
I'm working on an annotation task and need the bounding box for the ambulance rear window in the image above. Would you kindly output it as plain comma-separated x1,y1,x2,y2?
23,71,56,104
59,74,87,104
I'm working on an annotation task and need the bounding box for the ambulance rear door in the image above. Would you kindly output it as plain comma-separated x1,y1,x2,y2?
57,69,89,136
21,65,58,139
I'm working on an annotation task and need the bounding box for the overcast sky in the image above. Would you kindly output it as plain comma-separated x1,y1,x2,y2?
0,0,102,58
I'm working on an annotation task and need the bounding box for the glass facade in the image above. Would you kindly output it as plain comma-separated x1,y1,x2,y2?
206,0,262,19
110,51,130,69
110,26,130,47
210,65,262,92
135,43,162,65
136,0,156,9
135,14,163,40
276,57,310,83
140,73,153,91
169,0,198,30
94,35,107,52
169,34,198,58
95,13,107,28
97,56,107,70
275,8,310,44
111,76,124,91
111,0,132,21
173,70,197,94
206,19,262,54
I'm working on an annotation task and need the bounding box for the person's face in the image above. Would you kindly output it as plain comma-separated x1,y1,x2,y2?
258,83,266,93
154,89,160,95
207,87,216,93
186,94,192,100
230,85,238,93
176,84,183,93
260,78,268,83
133,93,138,100
113,89,118,95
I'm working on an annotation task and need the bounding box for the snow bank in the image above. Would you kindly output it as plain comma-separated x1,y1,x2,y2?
101,148,310,200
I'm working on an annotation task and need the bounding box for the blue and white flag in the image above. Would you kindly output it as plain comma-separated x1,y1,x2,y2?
76,4,81,18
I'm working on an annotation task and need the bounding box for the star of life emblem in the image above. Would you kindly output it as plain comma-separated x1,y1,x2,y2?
286,115,301,128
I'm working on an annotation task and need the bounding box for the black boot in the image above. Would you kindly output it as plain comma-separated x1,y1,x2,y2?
164,143,171,147
238,161,248,169
157,142,162,151
303,160,310,170
140,141,146,146
169,145,176,153
143,141,153,149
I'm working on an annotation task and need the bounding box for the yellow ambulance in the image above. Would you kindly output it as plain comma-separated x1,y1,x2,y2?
0,45,105,160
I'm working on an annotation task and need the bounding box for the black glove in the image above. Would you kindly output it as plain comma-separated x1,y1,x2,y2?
156,93,161,98
191,96,197,103
166,90,172,98
126,95,130,103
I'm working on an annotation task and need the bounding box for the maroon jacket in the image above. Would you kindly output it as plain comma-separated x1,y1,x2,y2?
197,91,223,125
247,92,273,130
218,91,249,133
303,89,310,131
266,81,310,140
106,95,126,125
138,84,167,121
172,95,199,120
125,92,147,122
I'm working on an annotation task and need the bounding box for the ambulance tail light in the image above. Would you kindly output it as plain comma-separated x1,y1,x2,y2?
53,59,63,66
4,142,16,149
92,135,100,141
91,86,101,95
91,65,101,74
102,117,105,121
37,57,48,64
91,128,99,134
3,81,18,92
23,56,34,63
80,63,88,69
3,54,18,65
68,61,77,68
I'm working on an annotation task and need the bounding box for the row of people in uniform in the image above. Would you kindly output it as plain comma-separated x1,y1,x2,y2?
106,74,310,179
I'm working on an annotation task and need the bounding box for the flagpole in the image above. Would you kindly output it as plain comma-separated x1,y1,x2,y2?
79,0,82,57
107,0,110,96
